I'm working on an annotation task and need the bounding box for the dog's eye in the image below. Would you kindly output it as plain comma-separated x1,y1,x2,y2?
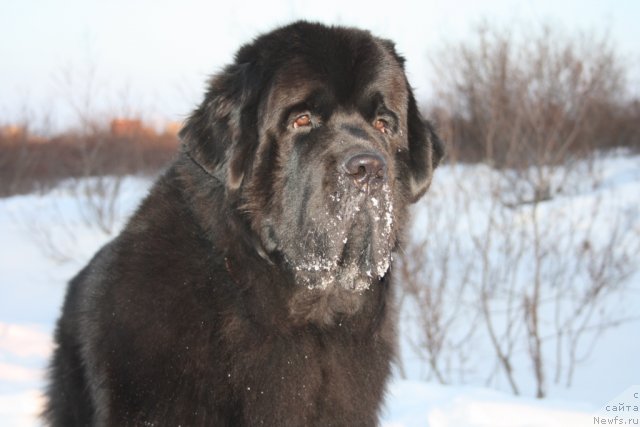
293,114,312,129
373,119,388,133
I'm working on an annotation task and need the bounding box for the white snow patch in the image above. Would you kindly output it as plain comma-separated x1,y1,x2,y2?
382,380,593,427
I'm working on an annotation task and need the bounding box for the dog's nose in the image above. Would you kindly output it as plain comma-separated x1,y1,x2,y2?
342,152,387,190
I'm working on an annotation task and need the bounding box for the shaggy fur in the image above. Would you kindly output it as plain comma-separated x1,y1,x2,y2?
44,21,443,426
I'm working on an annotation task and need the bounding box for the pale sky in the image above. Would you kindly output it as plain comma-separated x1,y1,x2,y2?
2,0,639,132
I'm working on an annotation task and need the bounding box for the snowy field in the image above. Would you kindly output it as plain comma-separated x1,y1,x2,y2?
0,152,638,426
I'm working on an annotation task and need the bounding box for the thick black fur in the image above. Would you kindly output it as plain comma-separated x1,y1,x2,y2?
44,21,442,426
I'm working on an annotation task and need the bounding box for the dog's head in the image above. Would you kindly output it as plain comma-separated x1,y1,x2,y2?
180,21,443,293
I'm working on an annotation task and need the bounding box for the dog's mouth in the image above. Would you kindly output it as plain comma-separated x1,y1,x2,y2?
288,174,396,292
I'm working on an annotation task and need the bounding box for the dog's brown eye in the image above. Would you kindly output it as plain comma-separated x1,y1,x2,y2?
373,119,388,133
293,114,311,128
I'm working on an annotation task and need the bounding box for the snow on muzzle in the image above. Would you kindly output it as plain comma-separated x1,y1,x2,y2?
291,169,395,292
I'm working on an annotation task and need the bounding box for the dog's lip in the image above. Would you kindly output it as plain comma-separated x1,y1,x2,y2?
336,197,394,276
287,177,395,290
350,187,394,227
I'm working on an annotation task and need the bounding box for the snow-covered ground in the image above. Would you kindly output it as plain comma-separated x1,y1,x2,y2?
1,153,638,426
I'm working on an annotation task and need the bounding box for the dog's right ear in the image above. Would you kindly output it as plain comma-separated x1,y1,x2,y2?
179,61,261,193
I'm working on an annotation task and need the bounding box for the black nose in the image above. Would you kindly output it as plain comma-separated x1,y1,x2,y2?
342,152,387,190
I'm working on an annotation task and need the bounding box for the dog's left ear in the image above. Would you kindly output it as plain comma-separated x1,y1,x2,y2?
405,88,444,202
379,38,444,202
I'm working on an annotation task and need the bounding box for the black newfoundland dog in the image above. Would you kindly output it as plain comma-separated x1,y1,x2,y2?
45,21,443,426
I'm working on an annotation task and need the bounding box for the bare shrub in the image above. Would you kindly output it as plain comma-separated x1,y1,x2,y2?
4,60,179,263
0,55,180,198
0,120,178,198
431,23,639,167
400,24,640,398
401,159,640,397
